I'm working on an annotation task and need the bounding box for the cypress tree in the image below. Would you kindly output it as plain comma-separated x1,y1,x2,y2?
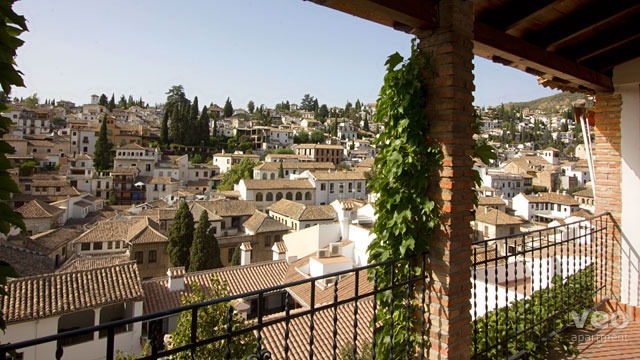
98,94,108,107
108,94,115,112
198,106,210,146
223,97,233,118
189,211,222,272
169,105,182,145
93,115,112,170
278,162,285,178
161,110,169,145
168,200,195,269
231,245,241,266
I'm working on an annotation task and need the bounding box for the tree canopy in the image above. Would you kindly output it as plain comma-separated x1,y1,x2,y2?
167,201,195,269
218,158,257,191
223,97,233,118
189,211,222,272
93,115,113,171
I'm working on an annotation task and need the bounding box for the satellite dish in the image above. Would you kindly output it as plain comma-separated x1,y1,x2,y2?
134,182,145,187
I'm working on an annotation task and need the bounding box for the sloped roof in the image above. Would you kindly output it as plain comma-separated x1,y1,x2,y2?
242,179,314,190
0,242,54,277
56,254,134,273
27,226,85,254
243,211,290,234
573,188,594,198
310,171,366,181
2,262,143,324
475,207,526,226
269,199,335,221
254,162,335,172
478,196,507,206
15,199,64,218
523,192,580,206
142,260,289,314
192,200,255,218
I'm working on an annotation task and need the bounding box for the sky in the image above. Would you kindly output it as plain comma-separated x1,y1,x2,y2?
12,0,559,109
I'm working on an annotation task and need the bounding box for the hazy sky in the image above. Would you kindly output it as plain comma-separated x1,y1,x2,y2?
12,0,559,108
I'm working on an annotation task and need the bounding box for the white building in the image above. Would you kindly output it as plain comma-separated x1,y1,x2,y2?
0,263,144,360
235,179,315,209
212,152,260,174
512,192,581,223
300,170,367,205
113,143,161,177
268,199,336,231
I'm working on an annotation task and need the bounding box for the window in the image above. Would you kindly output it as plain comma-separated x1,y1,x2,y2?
357,182,362,192
483,226,489,237
266,192,273,201
305,191,312,201
330,183,334,193
107,241,113,250
262,173,267,180
265,235,272,248
286,192,293,200
228,248,234,262
348,182,353,192
81,243,90,251
256,192,263,202
276,192,283,201
149,250,157,263
93,242,103,250
295,192,302,201
134,251,144,264
321,183,326,191
509,227,515,235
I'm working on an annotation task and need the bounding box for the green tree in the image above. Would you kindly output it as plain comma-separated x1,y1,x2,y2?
170,278,255,359
108,93,116,111
167,200,195,269
300,94,315,111
165,85,186,112
294,130,309,144
270,148,294,155
118,95,126,108
317,104,329,122
0,2,28,332
197,106,210,146
160,110,170,145
247,100,255,114
126,95,135,108
310,129,325,143
223,97,233,118
218,158,257,191
94,115,113,171
24,93,38,108
189,211,222,272
98,93,108,107
363,117,370,132
230,245,241,266
278,162,284,178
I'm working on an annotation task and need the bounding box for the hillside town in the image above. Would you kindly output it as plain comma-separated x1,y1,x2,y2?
0,89,601,357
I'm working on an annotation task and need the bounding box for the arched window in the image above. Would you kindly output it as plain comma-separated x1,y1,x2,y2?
305,191,312,201
262,173,267,180
270,173,276,180
266,192,273,202
286,192,293,200
295,192,302,201
276,192,283,201
256,192,263,202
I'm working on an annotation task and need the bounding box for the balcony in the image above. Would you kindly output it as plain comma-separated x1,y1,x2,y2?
1,214,632,360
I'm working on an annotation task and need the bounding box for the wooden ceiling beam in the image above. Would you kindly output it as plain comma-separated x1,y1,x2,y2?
474,22,613,92
580,36,640,72
475,0,561,32
305,0,438,33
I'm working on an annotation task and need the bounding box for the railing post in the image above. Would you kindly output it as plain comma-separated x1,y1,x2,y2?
418,0,475,358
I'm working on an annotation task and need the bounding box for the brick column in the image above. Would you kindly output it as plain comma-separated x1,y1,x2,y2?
419,0,475,358
593,93,622,306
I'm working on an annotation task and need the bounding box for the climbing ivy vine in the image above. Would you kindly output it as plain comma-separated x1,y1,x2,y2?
367,39,441,358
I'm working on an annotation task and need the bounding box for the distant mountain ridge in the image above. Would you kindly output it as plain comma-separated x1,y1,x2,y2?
501,92,587,113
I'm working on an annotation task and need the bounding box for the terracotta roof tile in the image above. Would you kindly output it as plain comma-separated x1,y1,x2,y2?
523,192,580,206
1,262,143,324
142,260,289,314
243,211,290,234
254,162,335,172
309,171,366,181
269,199,335,221
478,196,507,206
56,254,134,272
192,200,256,218
0,242,54,277
242,179,314,190
27,227,85,254
475,207,526,226
15,199,64,218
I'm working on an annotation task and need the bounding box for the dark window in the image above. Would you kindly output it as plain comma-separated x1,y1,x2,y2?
81,243,90,251
228,248,234,263
265,235,272,248
135,251,144,264
93,242,103,250
149,250,157,263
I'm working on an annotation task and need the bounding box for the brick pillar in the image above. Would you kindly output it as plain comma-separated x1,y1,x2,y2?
593,93,622,305
418,0,475,358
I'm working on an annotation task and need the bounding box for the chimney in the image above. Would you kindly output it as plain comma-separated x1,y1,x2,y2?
341,205,352,241
240,242,252,266
167,267,185,291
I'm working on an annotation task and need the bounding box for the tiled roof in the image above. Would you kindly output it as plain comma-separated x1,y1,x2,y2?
0,242,54,277
56,254,134,272
2,262,143,324
274,241,287,253
310,171,366,181
149,176,180,184
478,196,507,206
73,217,165,244
523,192,580,206
475,207,526,226
192,200,255,218
254,162,335,172
356,157,375,168
243,211,290,234
112,166,139,174
31,179,68,187
285,256,372,307
15,199,64,218
573,188,594,198
296,144,343,150
262,301,374,360
242,179,314,190
142,260,289,314
269,199,335,221
117,143,148,150
27,227,85,254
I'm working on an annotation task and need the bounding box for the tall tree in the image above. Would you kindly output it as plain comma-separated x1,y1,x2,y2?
300,94,315,111
317,104,329,122
223,97,233,118
189,211,222,272
126,95,135,108
169,105,183,145
363,117,370,132
93,115,113,170
24,93,38,108
278,162,285,178
118,95,126,108
198,106,211,146
165,85,186,112
310,130,325,143
218,158,257,191
160,110,170,145
108,93,115,111
98,93,108,107
247,100,255,114
167,200,195,269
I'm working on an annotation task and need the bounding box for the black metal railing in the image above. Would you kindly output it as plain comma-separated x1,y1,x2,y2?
0,253,430,360
471,212,614,359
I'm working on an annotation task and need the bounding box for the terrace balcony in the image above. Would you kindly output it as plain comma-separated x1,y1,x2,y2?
2,214,636,359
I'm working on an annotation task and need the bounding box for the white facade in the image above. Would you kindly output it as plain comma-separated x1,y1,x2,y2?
512,193,580,222
300,171,367,205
